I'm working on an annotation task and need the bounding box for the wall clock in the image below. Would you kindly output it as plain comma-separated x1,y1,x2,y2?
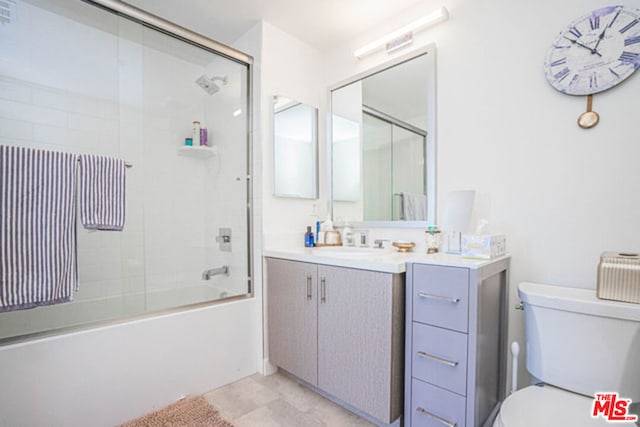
544,5,640,128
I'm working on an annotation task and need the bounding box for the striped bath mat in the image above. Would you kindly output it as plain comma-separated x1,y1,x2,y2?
78,154,126,231
0,145,78,312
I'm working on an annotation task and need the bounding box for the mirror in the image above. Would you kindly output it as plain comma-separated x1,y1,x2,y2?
330,46,436,226
273,95,318,199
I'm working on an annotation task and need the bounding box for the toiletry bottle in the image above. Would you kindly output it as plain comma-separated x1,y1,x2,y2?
316,221,324,245
304,226,315,247
200,127,208,146
342,223,353,246
192,121,201,146
185,137,193,146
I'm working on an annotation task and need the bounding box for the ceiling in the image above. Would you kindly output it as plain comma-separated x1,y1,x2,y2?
126,0,427,51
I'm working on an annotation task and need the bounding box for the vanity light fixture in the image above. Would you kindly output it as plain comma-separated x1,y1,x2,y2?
353,6,449,59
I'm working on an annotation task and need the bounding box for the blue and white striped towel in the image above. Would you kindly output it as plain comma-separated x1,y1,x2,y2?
78,154,126,231
0,145,78,312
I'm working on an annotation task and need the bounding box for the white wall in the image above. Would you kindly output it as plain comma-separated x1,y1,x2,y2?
259,22,327,248
323,0,640,388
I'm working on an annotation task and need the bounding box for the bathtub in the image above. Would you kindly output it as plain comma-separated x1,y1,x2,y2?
0,283,237,342
0,291,261,426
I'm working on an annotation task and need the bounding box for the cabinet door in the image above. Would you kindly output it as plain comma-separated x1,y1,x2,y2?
266,258,318,386
317,265,401,423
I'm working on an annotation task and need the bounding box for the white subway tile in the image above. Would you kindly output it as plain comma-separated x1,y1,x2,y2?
0,80,31,103
68,112,118,137
31,88,72,112
0,118,32,140
0,99,67,127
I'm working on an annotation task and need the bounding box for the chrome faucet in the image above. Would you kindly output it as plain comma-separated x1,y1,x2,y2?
202,265,229,280
374,239,390,249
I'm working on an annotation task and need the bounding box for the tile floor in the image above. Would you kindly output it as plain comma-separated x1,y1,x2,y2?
203,371,375,426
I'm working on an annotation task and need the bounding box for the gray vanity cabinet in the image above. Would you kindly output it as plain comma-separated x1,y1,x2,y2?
404,259,510,427
266,257,404,424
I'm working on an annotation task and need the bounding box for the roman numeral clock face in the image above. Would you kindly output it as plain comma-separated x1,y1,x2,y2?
545,5,640,95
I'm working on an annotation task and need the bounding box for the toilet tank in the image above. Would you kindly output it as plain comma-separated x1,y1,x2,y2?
520,282,640,400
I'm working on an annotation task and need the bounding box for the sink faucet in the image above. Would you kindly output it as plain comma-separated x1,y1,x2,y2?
374,239,390,249
202,265,229,280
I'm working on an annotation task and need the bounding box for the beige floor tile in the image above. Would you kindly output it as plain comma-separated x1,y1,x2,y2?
252,372,327,412
204,375,280,421
206,372,375,426
234,399,324,427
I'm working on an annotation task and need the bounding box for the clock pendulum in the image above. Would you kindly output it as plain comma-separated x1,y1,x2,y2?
544,5,640,129
578,94,599,129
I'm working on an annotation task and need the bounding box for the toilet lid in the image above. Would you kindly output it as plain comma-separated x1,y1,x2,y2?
496,385,638,427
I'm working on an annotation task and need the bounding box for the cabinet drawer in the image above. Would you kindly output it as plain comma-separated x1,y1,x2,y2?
412,322,468,396
412,264,468,332
411,378,466,427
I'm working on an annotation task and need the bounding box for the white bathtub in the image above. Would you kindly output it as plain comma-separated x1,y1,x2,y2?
0,284,236,342
0,293,261,427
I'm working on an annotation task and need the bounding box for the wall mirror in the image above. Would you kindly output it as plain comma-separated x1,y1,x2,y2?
330,46,436,226
273,95,318,199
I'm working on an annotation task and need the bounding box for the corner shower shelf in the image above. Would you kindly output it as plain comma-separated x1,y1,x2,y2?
177,146,217,159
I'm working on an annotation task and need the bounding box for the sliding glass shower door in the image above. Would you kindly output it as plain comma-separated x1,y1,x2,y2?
0,0,251,342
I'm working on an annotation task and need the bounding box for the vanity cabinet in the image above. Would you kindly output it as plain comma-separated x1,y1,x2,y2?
266,257,404,424
405,259,510,427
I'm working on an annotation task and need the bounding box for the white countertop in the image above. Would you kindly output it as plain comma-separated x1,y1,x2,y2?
263,247,509,274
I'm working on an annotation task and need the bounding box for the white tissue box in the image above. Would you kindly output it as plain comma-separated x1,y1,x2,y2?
461,234,506,259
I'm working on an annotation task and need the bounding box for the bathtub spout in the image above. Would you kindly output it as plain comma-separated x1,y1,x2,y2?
202,266,229,280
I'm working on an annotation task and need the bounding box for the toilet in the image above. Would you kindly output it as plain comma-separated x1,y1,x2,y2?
494,282,640,427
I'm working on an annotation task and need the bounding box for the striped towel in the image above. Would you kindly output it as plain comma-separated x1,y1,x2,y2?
0,145,78,312
78,154,126,231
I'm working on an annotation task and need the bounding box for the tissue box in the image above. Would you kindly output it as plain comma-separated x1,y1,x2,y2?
461,234,506,259
597,251,640,304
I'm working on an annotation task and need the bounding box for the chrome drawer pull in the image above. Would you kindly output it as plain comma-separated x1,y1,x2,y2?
417,351,459,367
306,275,312,300
416,407,457,427
418,292,460,303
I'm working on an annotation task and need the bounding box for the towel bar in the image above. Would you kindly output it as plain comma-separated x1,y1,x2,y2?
77,158,132,168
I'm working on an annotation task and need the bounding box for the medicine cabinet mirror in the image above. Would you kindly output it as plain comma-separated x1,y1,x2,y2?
273,95,318,199
330,45,436,226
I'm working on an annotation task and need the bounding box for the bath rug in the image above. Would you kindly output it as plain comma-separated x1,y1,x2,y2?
119,396,234,427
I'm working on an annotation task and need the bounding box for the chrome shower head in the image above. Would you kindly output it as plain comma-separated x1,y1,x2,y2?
195,75,228,95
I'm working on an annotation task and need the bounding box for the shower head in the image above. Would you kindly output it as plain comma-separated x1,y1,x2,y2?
195,75,228,95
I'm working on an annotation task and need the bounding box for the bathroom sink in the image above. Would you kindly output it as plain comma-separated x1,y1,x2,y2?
311,246,390,257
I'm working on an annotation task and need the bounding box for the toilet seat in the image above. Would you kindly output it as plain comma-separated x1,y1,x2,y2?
493,385,638,427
